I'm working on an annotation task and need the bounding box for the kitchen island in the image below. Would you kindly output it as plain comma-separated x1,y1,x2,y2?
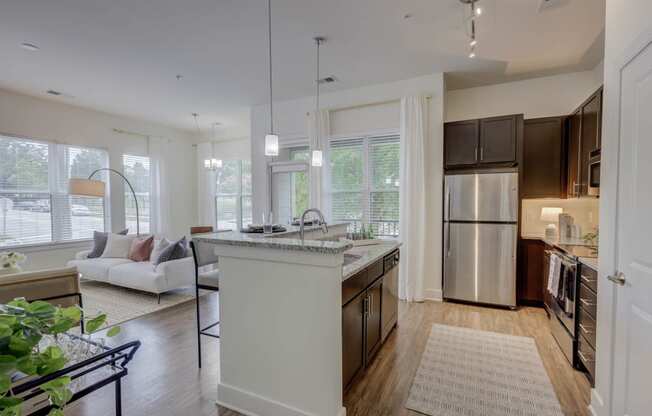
193,225,399,416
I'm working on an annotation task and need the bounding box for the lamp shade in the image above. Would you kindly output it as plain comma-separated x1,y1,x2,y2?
69,178,106,197
540,207,562,223
264,134,279,156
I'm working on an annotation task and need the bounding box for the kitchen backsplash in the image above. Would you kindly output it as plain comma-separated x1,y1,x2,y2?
521,198,600,239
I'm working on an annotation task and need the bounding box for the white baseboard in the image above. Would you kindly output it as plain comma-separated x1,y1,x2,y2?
217,382,344,416
424,288,443,302
588,388,606,416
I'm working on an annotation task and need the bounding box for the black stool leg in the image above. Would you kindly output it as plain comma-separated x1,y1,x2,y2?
115,378,122,416
196,282,202,369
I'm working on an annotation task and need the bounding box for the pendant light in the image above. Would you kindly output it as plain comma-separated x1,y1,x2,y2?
264,0,279,157
311,36,325,167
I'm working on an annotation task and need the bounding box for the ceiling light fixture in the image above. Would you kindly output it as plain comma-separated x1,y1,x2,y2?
203,122,223,171
264,0,279,157
460,0,481,59
311,36,325,167
21,42,40,51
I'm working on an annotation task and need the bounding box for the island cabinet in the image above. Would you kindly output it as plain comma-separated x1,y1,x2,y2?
444,114,522,169
517,238,546,305
342,249,399,392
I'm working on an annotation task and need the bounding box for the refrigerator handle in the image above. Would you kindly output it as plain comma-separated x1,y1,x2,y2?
446,186,452,221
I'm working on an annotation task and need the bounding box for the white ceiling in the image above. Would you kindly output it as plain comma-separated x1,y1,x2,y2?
0,0,604,138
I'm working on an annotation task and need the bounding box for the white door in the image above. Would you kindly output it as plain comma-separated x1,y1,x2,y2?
611,38,652,415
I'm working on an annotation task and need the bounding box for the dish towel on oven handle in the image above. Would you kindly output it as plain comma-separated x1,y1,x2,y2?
547,253,562,296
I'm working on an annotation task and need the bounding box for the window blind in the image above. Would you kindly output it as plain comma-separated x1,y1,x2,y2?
328,135,399,237
215,160,252,230
0,134,109,248
122,154,151,234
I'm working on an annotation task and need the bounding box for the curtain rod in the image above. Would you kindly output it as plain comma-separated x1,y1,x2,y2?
306,95,432,116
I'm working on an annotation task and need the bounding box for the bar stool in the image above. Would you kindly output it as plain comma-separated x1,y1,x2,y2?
190,226,220,368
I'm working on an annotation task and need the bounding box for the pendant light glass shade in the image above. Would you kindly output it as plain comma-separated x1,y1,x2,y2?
311,150,323,167
265,134,279,156
204,158,222,170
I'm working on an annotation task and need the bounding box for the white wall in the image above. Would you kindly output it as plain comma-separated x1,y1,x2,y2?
592,2,652,415
250,73,445,300
0,88,198,270
196,137,250,161
445,65,604,122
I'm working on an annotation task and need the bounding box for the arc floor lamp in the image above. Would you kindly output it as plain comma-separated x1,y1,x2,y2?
69,168,141,235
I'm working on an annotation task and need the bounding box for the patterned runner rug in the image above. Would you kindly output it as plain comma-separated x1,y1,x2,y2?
406,324,563,416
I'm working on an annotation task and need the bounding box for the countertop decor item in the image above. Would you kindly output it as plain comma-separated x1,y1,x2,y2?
0,251,26,275
541,207,563,239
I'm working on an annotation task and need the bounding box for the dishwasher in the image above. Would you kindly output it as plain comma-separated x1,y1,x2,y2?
381,249,400,342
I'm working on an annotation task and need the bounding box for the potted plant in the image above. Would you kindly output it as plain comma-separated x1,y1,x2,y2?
0,298,120,416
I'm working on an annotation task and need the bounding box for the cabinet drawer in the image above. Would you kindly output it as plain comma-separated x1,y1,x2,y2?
578,333,596,383
367,259,384,285
579,283,597,319
580,265,598,293
578,305,597,348
342,269,367,306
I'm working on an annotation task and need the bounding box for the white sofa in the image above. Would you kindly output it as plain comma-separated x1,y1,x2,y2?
67,249,195,297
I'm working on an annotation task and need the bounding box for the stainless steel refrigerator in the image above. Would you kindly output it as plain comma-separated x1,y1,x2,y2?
443,172,518,307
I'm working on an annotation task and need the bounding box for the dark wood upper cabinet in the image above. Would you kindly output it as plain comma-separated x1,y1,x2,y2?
444,115,521,169
567,109,582,198
522,116,566,198
479,115,517,164
444,119,479,168
579,90,602,196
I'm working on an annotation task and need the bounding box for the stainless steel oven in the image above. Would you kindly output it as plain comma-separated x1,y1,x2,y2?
587,149,600,196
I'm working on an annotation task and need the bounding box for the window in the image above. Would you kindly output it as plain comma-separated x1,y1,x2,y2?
215,160,252,230
328,135,399,237
289,147,309,219
122,155,151,234
0,134,108,248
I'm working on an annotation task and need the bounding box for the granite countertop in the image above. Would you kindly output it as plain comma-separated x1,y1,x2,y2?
342,241,401,281
521,233,594,247
192,222,353,255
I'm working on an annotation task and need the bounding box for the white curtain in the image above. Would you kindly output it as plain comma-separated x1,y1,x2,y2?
398,96,429,302
309,109,330,209
196,142,217,229
149,136,172,236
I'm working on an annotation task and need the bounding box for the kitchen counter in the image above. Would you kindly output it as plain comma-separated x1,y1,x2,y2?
521,233,594,247
342,241,401,281
192,222,352,254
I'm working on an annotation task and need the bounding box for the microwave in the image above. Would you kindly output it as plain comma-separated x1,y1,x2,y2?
588,149,600,196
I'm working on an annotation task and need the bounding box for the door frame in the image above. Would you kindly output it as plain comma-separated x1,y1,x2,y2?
592,23,652,416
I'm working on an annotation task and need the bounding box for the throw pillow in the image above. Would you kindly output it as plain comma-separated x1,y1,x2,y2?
150,238,170,263
88,229,128,258
101,233,136,259
128,235,154,262
153,236,188,266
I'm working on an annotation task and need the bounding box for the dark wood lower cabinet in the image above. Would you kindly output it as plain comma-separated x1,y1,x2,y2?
365,278,383,364
517,239,546,305
342,291,365,390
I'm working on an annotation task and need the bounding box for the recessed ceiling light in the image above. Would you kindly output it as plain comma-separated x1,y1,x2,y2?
21,42,40,51
475,7,482,16
403,13,413,19
176,74,183,80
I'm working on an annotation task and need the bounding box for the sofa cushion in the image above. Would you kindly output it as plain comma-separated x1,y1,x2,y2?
150,238,170,263
67,258,133,282
88,229,128,258
108,262,168,293
153,237,188,266
102,233,136,258
129,235,154,262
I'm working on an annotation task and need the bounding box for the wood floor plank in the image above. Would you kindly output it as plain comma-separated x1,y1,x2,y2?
65,295,590,416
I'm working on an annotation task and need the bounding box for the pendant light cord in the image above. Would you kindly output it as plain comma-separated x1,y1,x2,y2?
268,0,274,134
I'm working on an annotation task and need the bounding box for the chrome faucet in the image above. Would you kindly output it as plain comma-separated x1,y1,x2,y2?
299,208,328,241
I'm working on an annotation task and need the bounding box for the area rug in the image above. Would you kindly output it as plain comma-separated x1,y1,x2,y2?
405,324,563,416
80,280,208,327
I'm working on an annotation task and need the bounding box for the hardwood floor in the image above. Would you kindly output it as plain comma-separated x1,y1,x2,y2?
66,295,591,416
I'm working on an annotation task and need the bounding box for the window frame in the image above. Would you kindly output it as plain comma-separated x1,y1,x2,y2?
122,154,152,235
0,133,110,249
326,133,400,238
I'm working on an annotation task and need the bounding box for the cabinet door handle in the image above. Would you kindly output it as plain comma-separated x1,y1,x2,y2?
369,294,373,317
475,147,479,161
480,147,484,161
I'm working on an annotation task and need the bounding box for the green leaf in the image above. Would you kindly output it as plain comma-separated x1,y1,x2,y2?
0,356,16,375
41,376,70,390
59,306,81,323
42,376,72,408
48,318,75,335
36,346,67,375
25,301,56,318
0,396,23,413
47,409,65,416
106,326,120,337
84,314,107,334
8,336,31,356
16,355,36,375
0,316,17,328
0,373,11,395
7,298,29,310
0,325,12,340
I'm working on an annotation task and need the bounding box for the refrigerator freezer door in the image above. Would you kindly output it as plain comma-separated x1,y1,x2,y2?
445,172,518,222
444,222,517,307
